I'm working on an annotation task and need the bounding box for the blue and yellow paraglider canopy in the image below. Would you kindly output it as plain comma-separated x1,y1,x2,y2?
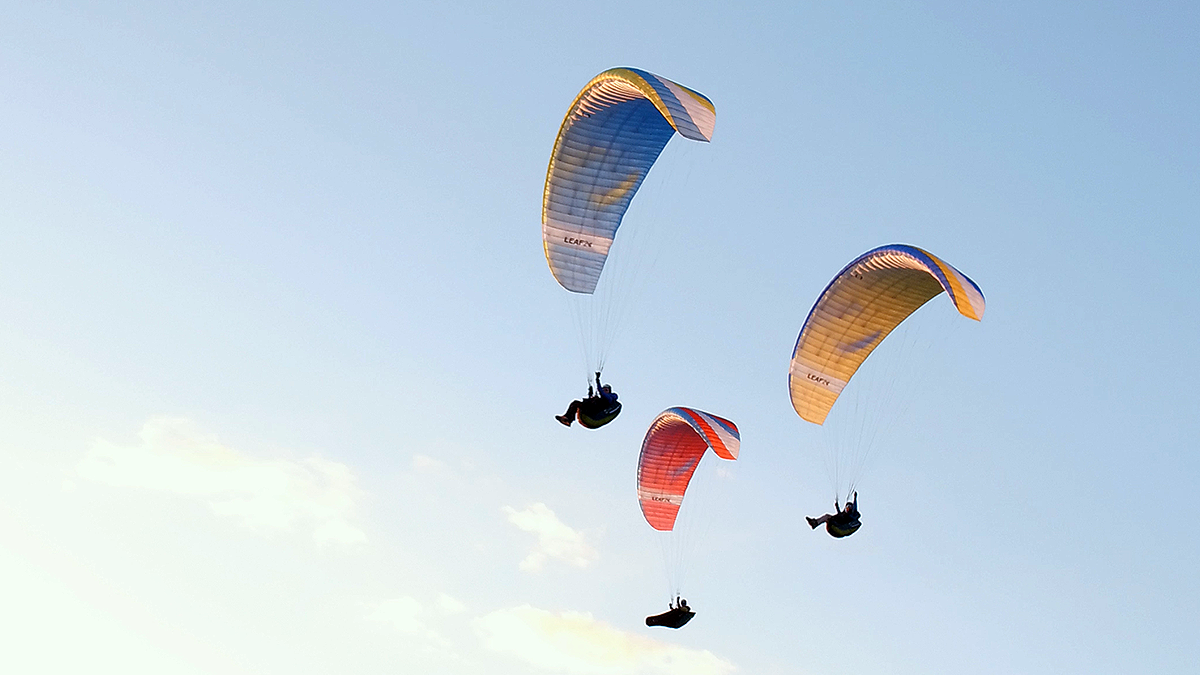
789,244,986,425
542,67,716,295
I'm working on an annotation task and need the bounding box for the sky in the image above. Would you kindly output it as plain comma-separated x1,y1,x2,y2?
1,2,1198,674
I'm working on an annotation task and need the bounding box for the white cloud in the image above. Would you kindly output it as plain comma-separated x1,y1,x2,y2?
367,597,443,642
365,596,466,665
436,593,466,615
369,596,425,634
474,605,735,675
76,418,366,546
412,453,449,473
503,503,597,572
0,545,215,675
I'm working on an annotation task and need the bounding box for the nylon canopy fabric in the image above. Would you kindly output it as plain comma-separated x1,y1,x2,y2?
789,244,985,425
637,407,739,532
542,67,716,294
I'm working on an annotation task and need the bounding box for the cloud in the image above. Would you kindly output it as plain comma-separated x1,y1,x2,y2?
367,596,426,634
366,597,450,646
436,593,466,615
365,596,469,667
412,454,449,473
474,605,735,675
503,503,597,572
76,418,367,546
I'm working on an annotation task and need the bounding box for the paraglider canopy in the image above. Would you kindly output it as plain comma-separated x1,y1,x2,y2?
542,67,716,295
542,68,716,381
637,407,739,531
788,244,986,425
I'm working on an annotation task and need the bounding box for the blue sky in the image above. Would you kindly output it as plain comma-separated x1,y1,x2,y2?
2,2,1197,673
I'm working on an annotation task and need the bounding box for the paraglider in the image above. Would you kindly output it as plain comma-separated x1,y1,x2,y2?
556,372,621,429
637,407,739,627
806,492,861,538
789,245,985,536
543,68,715,414
645,597,694,629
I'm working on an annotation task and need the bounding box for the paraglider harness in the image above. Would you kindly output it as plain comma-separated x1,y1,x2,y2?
577,398,622,428
576,373,622,428
645,597,694,629
825,497,861,538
